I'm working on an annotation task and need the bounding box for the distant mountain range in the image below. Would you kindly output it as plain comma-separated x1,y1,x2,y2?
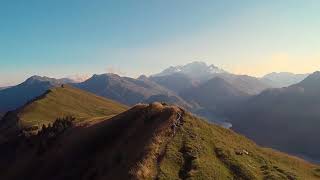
74,73,191,108
1,61,319,164
0,74,189,115
150,62,272,124
261,72,309,88
0,62,311,126
152,61,227,81
227,71,320,162
151,61,272,95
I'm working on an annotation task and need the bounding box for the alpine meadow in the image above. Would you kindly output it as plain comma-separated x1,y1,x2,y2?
1,1,320,179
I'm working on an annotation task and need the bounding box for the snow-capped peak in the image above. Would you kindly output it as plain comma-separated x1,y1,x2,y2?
152,61,227,78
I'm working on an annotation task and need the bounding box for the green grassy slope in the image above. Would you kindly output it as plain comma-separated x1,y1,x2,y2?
156,113,319,180
18,85,128,127
0,103,318,180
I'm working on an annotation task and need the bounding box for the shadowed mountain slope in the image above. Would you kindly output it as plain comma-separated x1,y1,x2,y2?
228,71,320,163
0,103,318,180
0,85,127,138
74,73,191,108
150,73,199,93
181,77,249,108
179,77,249,123
217,73,272,95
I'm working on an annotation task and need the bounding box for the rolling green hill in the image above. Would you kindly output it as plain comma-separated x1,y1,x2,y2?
0,85,128,136
0,75,75,113
1,103,318,179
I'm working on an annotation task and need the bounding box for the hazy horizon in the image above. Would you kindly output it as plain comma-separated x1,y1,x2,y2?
0,60,317,87
1,0,320,86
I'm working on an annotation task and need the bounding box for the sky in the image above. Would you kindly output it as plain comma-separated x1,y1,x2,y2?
0,0,320,86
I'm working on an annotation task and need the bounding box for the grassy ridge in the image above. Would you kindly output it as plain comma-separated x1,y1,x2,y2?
17,85,128,127
0,103,318,179
157,113,319,179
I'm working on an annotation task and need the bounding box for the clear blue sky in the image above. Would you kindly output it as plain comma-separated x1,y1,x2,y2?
1,0,320,86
